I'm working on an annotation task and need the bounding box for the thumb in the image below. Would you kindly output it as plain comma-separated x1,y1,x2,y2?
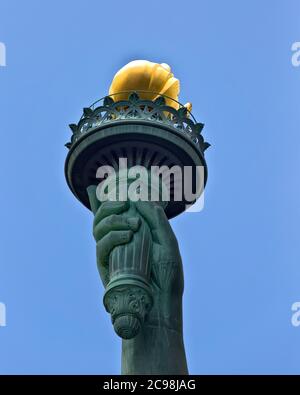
135,201,175,246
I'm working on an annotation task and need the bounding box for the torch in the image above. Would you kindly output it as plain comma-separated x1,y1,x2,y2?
64,60,209,340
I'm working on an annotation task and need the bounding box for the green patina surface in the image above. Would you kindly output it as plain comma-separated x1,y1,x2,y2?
87,185,188,374
65,93,209,374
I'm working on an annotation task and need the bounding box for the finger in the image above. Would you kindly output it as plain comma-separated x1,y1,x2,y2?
97,230,133,266
135,201,174,245
87,185,100,215
94,200,129,227
93,215,140,241
97,262,110,287
134,201,159,230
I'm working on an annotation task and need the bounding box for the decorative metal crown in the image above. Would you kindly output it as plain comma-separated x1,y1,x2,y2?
65,92,210,154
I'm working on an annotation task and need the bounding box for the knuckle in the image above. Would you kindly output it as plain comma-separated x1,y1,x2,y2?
96,242,103,262
120,230,131,243
123,230,132,241
93,227,97,240
96,239,102,252
155,204,164,213
107,214,118,226
107,200,125,210
106,231,114,243
101,200,112,210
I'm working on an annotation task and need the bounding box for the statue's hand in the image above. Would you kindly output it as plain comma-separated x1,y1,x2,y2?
135,201,184,331
92,200,140,287
88,187,187,373
91,196,183,332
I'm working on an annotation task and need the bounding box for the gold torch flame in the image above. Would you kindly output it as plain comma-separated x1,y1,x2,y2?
109,60,192,112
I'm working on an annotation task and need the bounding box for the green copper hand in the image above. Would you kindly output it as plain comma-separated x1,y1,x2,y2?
87,186,188,374
92,199,140,287
133,201,184,331
121,201,188,375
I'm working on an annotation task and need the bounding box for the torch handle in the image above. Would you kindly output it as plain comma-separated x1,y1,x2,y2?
105,201,153,339
87,186,154,339
108,202,152,281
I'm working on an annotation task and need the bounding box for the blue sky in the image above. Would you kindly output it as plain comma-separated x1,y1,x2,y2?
0,0,299,374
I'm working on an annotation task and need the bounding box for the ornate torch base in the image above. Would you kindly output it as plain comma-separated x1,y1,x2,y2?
104,277,153,339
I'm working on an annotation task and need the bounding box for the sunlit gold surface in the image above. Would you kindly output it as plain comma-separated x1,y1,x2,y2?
109,60,191,111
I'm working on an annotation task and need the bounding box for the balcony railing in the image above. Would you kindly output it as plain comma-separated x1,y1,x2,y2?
66,91,210,154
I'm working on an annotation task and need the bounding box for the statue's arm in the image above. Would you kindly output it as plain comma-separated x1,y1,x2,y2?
87,188,188,375
121,202,188,375
121,294,188,375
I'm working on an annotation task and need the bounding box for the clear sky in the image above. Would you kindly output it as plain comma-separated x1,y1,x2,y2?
0,0,299,374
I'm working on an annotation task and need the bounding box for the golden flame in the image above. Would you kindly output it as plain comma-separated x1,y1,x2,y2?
109,60,191,111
